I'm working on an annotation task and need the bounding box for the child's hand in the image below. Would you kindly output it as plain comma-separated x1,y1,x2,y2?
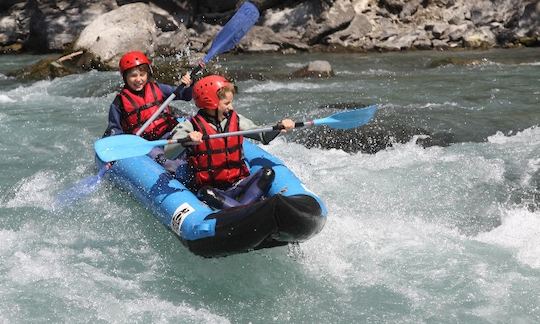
188,131,203,143
279,119,295,132
180,72,192,87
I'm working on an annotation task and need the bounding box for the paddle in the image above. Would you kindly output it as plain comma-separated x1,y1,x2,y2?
136,1,260,136
55,2,260,207
54,163,109,208
95,105,377,162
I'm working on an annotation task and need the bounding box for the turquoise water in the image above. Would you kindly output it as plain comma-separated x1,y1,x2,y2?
0,48,539,323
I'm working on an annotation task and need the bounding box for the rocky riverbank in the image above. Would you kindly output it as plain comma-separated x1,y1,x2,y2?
1,0,539,78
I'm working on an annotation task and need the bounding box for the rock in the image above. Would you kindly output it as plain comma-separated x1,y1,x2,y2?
379,0,405,15
428,56,487,68
446,23,469,42
0,42,23,54
1,0,540,70
463,27,496,48
0,2,28,50
518,36,540,47
413,36,432,49
325,14,372,49
303,0,356,45
74,3,188,70
430,22,449,39
291,60,334,78
27,1,117,52
239,26,309,53
191,0,238,15
261,2,314,32
6,53,84,80
517,0,540,39
292,118,439,154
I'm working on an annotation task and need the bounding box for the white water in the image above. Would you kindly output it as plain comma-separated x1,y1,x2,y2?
1,50,539,322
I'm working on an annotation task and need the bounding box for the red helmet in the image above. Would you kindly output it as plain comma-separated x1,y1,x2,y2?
193,75,232,109
119,51,151,74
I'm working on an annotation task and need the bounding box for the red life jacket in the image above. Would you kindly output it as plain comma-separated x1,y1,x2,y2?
119,82,177,140
189,112,250,189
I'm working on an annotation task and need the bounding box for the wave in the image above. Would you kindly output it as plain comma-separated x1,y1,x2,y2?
243,81,324,93
487,126,540,145
475,207,540,269
0,94,16,103
0,220,229,322
1,171,59,210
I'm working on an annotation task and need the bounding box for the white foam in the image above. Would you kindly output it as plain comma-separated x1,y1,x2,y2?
360,68,397,76
285,62,305,68
0,229,18,254
0,94,16,103
476,208,540,268
0,223,229,323
487,126,540,145
243,81,324,93
3,171,59,210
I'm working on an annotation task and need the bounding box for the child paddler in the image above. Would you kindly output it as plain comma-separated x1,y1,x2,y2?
165,75,295,209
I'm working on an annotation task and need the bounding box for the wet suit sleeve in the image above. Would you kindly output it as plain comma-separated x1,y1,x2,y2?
102,96,124,138
238,114,281,145
158,83,193,102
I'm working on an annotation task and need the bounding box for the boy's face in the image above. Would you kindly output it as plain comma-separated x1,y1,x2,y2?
214,90,234,121
125,67,148,91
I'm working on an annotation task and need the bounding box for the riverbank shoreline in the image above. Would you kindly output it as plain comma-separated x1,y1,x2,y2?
1,1,538,57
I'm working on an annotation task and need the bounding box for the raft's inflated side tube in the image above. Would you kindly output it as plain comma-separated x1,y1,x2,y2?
100,140,326,257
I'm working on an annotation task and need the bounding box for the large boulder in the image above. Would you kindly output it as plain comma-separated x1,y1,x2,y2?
74,2,189,70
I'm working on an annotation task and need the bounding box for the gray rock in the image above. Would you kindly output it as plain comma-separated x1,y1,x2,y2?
413,36,432,50
291,60,335,78
325,14,372,49
303,0,356,44
2,0,540,68
0,2,28,49
446,23,469,42
430,22,450,39
28,0,117,52
239,25,309,53
463,26,496,48
74,3,188,70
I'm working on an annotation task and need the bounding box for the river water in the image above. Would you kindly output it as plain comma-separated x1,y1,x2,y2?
0,48,539,323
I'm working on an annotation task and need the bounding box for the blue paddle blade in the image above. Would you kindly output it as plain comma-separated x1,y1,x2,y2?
95,134,168,162
54,166,107,207
203,2,260,64
313,105,377,130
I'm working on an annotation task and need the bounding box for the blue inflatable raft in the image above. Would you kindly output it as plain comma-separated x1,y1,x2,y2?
97,140,327,257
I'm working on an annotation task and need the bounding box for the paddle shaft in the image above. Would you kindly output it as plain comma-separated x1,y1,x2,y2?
161,121,315,147
199,121,313,140
135,64,203,136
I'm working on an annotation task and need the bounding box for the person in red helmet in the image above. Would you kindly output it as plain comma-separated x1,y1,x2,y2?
164,75,295,209
103,50,193,172
104,51,192,139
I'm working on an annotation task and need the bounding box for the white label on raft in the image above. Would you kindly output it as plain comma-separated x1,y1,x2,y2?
171,203,195,234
